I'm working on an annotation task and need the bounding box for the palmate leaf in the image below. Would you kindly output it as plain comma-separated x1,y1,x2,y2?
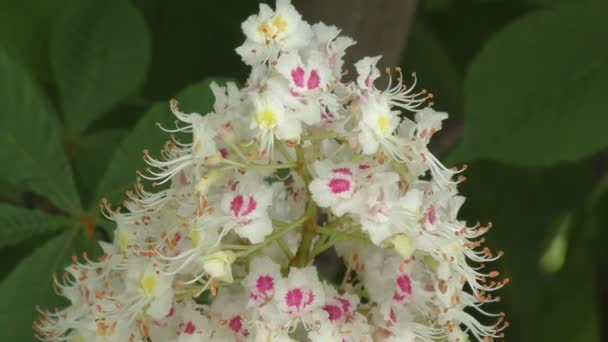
71,129,127,208
458,1,608,165
0,50,80,213
92,78,232,209
0,204,70,249
51,0,151,134
0,0,71,82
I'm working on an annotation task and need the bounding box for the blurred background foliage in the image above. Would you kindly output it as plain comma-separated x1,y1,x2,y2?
0,0,607,340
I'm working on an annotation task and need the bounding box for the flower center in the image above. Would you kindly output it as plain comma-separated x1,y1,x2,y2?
377,113,391,135
328,178,351,194
256,108,278,128
258,16,288,41
286,288,303,308
256,275,274,293
141,274,158,296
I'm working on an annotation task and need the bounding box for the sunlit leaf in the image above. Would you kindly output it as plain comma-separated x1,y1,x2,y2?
459,2,608,165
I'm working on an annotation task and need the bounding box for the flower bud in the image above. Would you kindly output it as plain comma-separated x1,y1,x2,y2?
203,251,236,282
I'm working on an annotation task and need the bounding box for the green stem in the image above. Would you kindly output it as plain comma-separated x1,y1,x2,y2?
229,142,251,163
302,132,349,141
316,225,367,242
275,140,295,164
312,226,361,256
221,158,297,171
292,144,318,267
276,237,293,259
239,215,307,258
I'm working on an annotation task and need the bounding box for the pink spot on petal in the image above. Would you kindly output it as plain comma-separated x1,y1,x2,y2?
184,321,196,334
256,275,274,293
331,167,353,176
396,274,412,295
393,291,405,302
323,304,343,321
389,308,397,323
285,288,303,308
165,306,175,318
328,178,351,194
241,196,257,216
230,181,240,191
304,290,315,307
228,316,242,333
427,206,437,225
220,148,229,158
337,297,351,314
291,67,305,88
230,195,244,217
307,69,321,89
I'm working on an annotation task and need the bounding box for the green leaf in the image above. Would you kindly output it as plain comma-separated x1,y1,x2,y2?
134,0,253,99
92,78,227,208
459,160,595,341
460,2,608,165
526,260,599,342
71,130,127,207
0,0,71,82
0,204,69,248
0,50,80,212
0,230,92,341
51,0,151,134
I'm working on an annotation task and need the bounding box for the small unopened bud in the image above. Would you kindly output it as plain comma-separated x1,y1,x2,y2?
202,251,236,283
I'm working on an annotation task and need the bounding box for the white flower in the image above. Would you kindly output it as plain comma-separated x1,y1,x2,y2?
125,263,174,320
308,160,369,217
209,288,251,340
250,90,302,156
355,56,382,91
274,266,327,329
309,22,356,78
358,95,401,156
237,0,312,65
243,256,282,307
219,172,274,243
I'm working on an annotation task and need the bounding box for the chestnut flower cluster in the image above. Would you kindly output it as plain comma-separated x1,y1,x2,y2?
35,0,508,341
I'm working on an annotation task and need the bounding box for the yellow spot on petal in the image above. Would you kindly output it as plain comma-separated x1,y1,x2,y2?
377,113,391,135
272,16,288,34
256,108,278,128
191,229,201,247
141,274,158,296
